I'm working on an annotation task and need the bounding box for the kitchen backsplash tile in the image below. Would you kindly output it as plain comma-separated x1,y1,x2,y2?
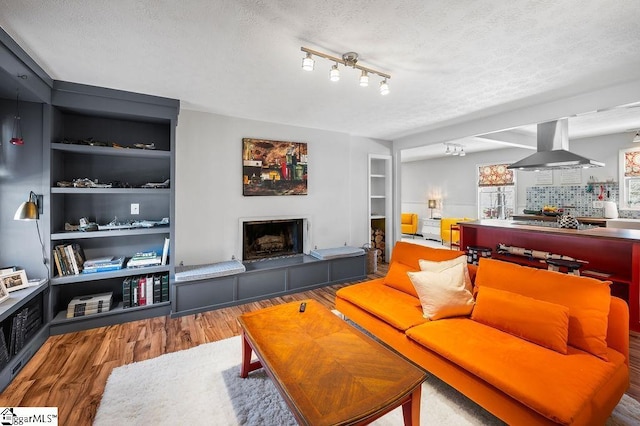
525,184,640,218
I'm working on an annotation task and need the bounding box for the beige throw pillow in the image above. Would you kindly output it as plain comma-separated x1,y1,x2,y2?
419,255,472,292
408,263,475,320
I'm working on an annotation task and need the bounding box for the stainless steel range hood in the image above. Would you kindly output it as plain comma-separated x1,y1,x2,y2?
507,119,604,171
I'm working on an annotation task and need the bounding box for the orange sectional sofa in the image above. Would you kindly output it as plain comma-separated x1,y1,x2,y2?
335,241,629,425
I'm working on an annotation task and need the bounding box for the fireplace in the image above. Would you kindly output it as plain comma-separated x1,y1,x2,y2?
242,218,305,261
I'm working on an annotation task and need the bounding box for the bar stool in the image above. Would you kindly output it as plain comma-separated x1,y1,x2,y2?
546,259,582,276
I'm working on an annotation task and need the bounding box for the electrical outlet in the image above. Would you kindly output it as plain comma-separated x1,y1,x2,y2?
593,201,604,208
131,203,140,215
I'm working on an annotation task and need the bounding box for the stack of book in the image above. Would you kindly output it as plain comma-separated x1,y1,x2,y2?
9,299,42,356
123,273,169,308
82,256,125,274
126,251,162,268
53,243,85,276
66,292,113,318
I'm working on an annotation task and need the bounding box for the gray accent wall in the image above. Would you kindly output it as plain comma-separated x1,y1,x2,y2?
0,98,48,278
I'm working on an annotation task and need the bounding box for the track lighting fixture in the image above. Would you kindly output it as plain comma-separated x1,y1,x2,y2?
444,143,466,157
301,47,391,95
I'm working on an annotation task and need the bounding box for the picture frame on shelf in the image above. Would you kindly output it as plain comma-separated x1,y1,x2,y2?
0,280,8,304
0,269,29,293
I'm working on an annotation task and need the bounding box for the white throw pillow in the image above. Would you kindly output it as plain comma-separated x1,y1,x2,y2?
407,263,475,320
419,255,472,292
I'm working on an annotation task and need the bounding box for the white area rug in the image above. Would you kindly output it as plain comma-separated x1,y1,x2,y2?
94,335,640,425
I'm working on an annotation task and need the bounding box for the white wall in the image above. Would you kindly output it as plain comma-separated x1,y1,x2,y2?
401,132,633,219
175,110,391,265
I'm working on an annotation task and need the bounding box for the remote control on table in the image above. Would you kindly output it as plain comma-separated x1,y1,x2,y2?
299,302,306,312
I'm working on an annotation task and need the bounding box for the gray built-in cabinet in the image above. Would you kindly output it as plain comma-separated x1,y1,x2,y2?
47,82,179,335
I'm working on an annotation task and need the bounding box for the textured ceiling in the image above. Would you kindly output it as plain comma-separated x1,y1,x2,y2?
1,0,640,141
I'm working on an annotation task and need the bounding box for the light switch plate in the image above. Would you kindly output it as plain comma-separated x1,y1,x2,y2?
131,203,140,215
593,201,604,208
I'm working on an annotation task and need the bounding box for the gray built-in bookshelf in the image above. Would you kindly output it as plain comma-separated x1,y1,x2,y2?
47,81,179,334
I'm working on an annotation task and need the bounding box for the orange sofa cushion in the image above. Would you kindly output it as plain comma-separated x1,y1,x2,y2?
474,258,611,360
383,242,468,297
472,286,569,354
335,279,425,331
406,318,625,425
383,262,419,297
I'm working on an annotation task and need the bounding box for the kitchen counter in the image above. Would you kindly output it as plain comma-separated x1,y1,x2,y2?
467,219,640,241
511,214,607,226
459,219,640,332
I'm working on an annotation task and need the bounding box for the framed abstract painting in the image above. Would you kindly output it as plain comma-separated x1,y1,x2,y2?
242,138,308,196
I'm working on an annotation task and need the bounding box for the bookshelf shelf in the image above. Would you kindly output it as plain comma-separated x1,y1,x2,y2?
51,227,170,240
50,265,171,285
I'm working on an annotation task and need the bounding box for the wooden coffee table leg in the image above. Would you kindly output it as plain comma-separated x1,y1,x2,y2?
401,385,422,426
240,331,262,378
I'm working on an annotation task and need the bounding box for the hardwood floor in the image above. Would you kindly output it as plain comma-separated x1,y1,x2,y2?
0,263,638,425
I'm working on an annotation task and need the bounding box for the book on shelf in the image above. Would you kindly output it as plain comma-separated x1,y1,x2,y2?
66,292,113,318
82,256,125,274
126,256,162,268
53,243,85,276
123,273,169,309
161,238,170,266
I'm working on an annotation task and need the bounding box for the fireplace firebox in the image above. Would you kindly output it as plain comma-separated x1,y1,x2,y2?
243,219,304,261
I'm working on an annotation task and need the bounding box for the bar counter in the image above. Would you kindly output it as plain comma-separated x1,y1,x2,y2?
460,220,640,332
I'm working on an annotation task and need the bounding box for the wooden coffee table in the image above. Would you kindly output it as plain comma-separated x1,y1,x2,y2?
238,299,426,425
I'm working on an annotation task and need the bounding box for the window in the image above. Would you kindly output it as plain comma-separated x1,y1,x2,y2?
477,164,516,219
619,148,640,210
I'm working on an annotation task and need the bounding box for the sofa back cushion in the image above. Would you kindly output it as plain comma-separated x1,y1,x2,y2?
383,242,467,297
408,263,475,320
475,258,611,360
390,241,466,269
472,286,570,354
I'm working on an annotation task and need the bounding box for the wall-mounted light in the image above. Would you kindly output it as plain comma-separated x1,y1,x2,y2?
14,191,42,220
13,191,48,275
633,131,640,143
301,47,391,95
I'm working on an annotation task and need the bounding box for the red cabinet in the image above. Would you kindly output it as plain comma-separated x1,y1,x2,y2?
460,221,640,332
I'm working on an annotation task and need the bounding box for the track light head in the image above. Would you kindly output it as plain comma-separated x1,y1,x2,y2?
329,64,340,82
359,71,369,87
379,79,390,95
302,52,314,71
